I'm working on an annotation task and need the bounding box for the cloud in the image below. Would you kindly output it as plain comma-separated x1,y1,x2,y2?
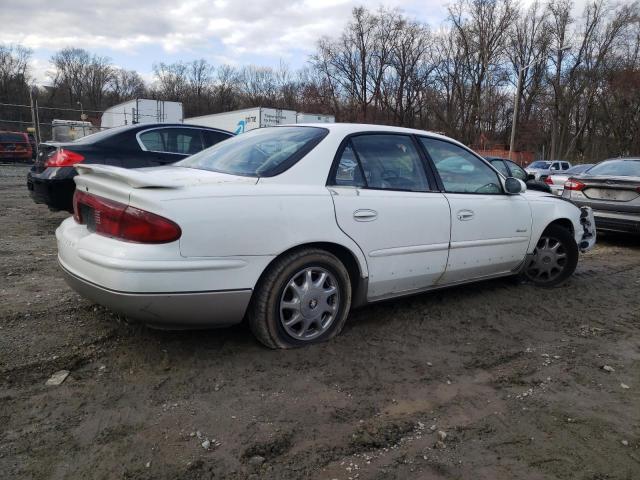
1,0,434,60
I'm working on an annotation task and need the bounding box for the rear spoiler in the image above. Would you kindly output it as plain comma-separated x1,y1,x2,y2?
75,164,181,189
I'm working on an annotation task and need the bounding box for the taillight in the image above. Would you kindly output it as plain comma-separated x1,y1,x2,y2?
544,176,554,185
45,148,85,167
72,190,181,243
564,179,585,191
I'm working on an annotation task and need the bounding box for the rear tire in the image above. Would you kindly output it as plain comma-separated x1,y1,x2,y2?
248,248,352,349
522,224,578,287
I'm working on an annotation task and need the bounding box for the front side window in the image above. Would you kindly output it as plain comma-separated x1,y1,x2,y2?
421,138,502,194
177,126,328,177
347,134,430,191
550,162,561,171
506,160,528,181
490,159,509,176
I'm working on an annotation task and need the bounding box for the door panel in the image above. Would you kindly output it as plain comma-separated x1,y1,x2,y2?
331,187,451,299
418,137,532,283
440,193,531,283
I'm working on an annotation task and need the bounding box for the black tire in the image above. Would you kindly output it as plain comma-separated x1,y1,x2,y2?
522,224,579,287
247,248,352,349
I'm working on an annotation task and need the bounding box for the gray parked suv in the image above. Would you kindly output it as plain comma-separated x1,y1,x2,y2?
526,160,572,181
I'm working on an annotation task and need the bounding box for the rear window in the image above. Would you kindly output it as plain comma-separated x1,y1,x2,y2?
567,164,593,174
0,132,26,142
587,160,640,177
176,126,328,177
529,161,551,169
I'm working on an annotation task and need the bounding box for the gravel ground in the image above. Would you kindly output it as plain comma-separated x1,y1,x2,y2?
1,164,639,480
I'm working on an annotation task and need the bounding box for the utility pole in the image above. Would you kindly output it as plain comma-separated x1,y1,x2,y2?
508,67,524,160
28,86,40,153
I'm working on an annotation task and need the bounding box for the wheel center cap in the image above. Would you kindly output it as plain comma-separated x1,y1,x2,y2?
309,298,318,309
542,255,552,264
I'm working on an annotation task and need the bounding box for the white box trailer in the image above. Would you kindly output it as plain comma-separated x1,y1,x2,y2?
185,107,297,134
101,99,183,129
296,112,335,123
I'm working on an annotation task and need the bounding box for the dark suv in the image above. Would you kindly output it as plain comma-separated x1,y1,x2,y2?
27,123,232,212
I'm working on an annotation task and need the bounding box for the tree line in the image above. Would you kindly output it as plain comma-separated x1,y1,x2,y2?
1,0,639,161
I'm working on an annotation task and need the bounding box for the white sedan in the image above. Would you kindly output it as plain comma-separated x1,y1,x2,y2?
56,124,596,348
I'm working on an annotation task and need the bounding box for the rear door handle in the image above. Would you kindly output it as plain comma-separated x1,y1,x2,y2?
457,210,474,221
353,209,378,222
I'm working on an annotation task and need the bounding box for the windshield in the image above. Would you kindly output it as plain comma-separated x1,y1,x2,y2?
529,161,551,169
566,164,593,174
177,126,328,177
586,159,640,177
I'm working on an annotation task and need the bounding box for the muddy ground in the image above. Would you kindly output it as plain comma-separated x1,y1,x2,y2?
1,164,639,480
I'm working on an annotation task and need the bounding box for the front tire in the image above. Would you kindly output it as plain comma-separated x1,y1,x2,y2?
522,224,578,287
248,249,352,349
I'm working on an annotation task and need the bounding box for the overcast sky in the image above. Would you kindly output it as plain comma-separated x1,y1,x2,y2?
2,0,592,85
1,0,448,84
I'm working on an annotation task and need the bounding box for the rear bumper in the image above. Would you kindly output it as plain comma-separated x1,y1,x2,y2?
593,210,640,234
56,217,271,328
27,168,76,211
60,263,251,328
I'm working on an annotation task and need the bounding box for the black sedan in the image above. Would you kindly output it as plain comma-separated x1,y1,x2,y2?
27,123,233,212
562,158,640,234
484,156,552,193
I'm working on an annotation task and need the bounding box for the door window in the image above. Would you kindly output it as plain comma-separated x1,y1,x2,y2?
334,143,366,187
561,162,570,170
489,159,509,176
550,162,561,171
505,160,528,181
332,134,430,191
421,138,502,194
202,130,232,148
139,128,204,155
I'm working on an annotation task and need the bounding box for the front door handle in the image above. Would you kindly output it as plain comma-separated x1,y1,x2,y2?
353,209,378,222
457,209,474,221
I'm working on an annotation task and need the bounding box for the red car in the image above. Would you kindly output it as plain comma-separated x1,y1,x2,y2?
0,131,33,162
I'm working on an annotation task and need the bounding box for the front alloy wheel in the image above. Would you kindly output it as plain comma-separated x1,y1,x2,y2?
523,224,578,287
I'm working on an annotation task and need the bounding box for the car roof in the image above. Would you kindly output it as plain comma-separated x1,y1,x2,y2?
282,122,468,149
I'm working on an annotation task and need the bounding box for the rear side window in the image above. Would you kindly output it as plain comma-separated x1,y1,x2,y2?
561,162,570,170
332,134,430,191
139,128,204,155
334,143,366,187
202,130,232,148
0,132,26,142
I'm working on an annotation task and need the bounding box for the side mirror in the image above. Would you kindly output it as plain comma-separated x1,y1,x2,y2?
526,173,535,181
505,177,526,194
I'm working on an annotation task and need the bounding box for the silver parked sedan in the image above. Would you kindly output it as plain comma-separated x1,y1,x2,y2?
545,163,594,195
562,158,640,234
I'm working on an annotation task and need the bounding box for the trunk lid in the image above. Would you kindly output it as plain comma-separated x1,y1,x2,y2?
579,175,640,202
75,164,258,189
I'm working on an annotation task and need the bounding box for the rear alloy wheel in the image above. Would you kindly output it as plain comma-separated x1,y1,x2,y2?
523,224,578,287
248,249,352,349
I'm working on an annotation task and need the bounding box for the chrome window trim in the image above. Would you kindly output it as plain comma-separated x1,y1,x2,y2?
136,126,232,155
